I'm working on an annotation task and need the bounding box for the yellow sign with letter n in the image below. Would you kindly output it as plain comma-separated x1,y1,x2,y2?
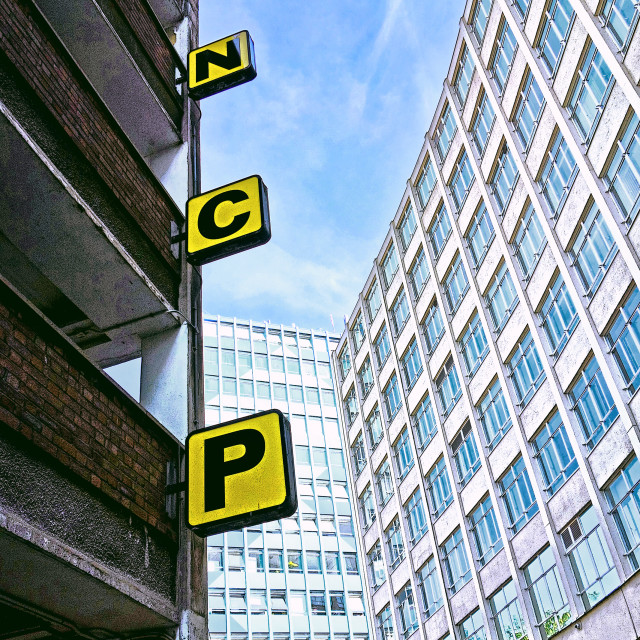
188,31,257,100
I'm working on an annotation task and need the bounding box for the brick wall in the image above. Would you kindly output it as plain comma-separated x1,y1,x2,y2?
0,0,181,273
0,281,180,539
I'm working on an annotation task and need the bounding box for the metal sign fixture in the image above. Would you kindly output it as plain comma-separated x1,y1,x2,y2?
185,410,297,537
188,30,257,100
186,174,270,266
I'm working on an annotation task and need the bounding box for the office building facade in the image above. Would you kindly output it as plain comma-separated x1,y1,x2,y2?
0,0,205,638
334,1,640,639
202,316,371,640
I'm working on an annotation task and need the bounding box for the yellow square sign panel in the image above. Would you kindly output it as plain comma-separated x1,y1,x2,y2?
186,410,297,537
188,30,257,100
186,175,271,265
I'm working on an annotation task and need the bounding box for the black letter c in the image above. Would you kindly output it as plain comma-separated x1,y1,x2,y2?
198,189,251,240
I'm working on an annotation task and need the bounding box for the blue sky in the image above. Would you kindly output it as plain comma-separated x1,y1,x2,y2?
199,0,467,333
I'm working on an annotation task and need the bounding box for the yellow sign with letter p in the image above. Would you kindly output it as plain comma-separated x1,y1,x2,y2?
186,410,296,537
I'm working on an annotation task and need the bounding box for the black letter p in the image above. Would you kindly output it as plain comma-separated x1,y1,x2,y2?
204,429,266,512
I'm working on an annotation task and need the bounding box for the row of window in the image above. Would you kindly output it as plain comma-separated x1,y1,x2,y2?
210,587,365,617
209,547,359,575
206,375,336,406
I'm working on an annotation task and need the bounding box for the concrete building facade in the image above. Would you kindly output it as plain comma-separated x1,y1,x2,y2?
202,316,370,640
333,1,640,639
0,0,205,638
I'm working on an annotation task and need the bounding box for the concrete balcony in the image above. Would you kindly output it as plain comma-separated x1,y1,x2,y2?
34,0,186,159
0,0,186,368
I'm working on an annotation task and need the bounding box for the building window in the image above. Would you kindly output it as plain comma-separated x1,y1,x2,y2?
450,151,475,211
408,247,430,299
401,338,423,390
383,373,403,420
604,113,640,227
539,274,579,357
452,422,481,486
413,394,438,452
358,357,375,399
367,405,385,450
391,289,411,337
454,45,475,106
344,553,359,574
443,255,469,314
351,432,366,476
524,547,571,637
310,591,326,615
330,592,346,616
429,203,453,258
469,496,503,566
398,205,418,252
459,610,486,640
339,346,352,379
569,356,619,449
397,584,419,639
508,331,545,408
344,386,358,425
416,156,437,207
491,20,517,94
471,90,495,157
422,302,445,354
374,324,392,369
569,201,617,297
426,457,453,518
539,134,578,219
435,357,462,418
285,550,302,573
366,280,383,322
376,459,395,506
538,0,574,75
441,528,471,594
533,412,578,496
250,588,267,615
514,203,547,280
269,549,284,573
514,0,531,19
352,314,366,353
568,42,613,143
368,542,386,590
491,144,519,214
606,456,640,570
489,581,528,640
499,457,539,534
382,244,400,288
386,517,406,570
478,378,512,450
562,506,620,609
601,0,639,51
471,0,492,43
436,103,457,161
606,286,640,394
486,263,518,333
417,557,443,618
459,312,489,378
306,550,321,573
248,549,264,572
393,428,415,480
514,70,545,151
377,605,395,640
466,202,494,268
304,387,320,405
360,485,376,530
405,490,428,544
